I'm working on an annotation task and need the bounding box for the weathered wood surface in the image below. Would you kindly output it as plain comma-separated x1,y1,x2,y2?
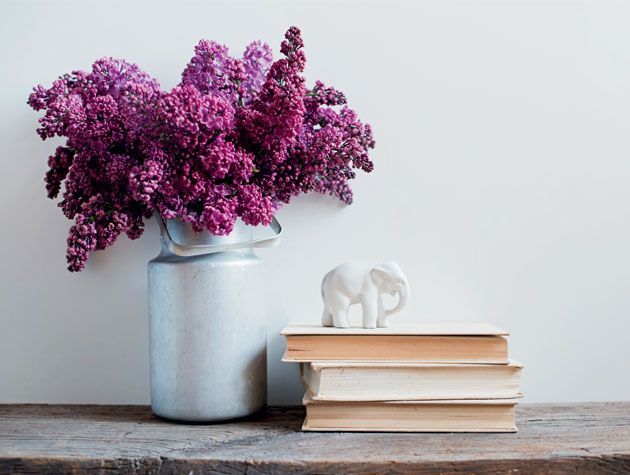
1,402,629,474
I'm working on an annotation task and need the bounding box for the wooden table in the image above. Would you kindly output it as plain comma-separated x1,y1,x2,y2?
1,403,629,473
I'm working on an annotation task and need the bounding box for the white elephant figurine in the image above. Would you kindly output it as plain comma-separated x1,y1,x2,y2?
321,261,410,329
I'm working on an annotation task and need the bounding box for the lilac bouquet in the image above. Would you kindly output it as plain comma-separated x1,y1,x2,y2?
28,27,374,272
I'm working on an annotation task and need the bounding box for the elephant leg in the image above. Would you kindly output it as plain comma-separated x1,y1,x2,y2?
377,295,390,328
332,308,350,328
377,314,390,328
326,293,351,328
361,295,378,329
322,307,333,327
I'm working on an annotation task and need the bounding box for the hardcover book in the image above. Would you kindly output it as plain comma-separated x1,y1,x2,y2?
282,323,509,363
302,395,518,432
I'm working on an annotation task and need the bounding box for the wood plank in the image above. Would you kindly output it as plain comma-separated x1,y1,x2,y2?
1,403,629,473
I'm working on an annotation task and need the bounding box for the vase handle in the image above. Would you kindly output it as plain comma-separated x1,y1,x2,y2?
157,215,282,257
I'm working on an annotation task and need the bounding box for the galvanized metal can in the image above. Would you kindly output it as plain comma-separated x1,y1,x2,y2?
148,217,281,421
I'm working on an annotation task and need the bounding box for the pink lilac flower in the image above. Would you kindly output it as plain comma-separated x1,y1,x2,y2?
28,27,375,272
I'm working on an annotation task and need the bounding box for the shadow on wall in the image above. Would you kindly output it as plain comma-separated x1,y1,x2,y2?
266,289,303,406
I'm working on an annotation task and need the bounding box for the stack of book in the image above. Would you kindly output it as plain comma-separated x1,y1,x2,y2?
282,323,522,432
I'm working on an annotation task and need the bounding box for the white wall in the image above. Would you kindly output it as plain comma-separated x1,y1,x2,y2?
1,0,629,405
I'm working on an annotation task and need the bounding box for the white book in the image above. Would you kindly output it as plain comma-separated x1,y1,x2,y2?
301,360,522,401
302,394,518,432
283,322,508,336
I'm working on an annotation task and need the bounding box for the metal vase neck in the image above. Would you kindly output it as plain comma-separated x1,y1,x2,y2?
157,216,282,258
164,219,255,248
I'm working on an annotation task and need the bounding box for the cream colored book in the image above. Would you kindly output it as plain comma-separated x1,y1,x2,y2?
302,394,518,432
282,323,509,363
301,361,523,401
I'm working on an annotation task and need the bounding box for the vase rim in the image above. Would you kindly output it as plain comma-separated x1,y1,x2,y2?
163,218,256,248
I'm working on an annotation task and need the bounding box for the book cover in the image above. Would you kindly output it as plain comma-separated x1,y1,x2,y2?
283,323,509,363
302,395,518,432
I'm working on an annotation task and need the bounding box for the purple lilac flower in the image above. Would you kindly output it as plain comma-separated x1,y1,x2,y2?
150,85,254,234
156,84,235,152
44,146,74,199
28,58,162,271
66,214,97,272
180,40,245,105
28,26,375,272
238,26,306,162
241,41,273,104
129,159,164,204
237,184,276,226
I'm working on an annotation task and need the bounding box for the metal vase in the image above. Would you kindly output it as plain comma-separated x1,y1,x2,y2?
148,217,282,422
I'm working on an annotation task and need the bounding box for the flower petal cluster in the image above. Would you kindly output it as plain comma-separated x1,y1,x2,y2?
241,41,273,104
28,27,374,272
180,40,245,105
28,59,161,271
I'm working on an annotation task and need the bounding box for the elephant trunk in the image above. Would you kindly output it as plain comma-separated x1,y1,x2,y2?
386,279,409,316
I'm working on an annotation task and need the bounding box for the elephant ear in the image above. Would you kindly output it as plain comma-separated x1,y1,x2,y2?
370,266,392,287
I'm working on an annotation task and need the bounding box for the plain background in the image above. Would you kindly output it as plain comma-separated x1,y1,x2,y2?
1,0,629,405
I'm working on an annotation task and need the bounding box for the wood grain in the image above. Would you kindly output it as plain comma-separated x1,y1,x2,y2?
1,402,629,474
